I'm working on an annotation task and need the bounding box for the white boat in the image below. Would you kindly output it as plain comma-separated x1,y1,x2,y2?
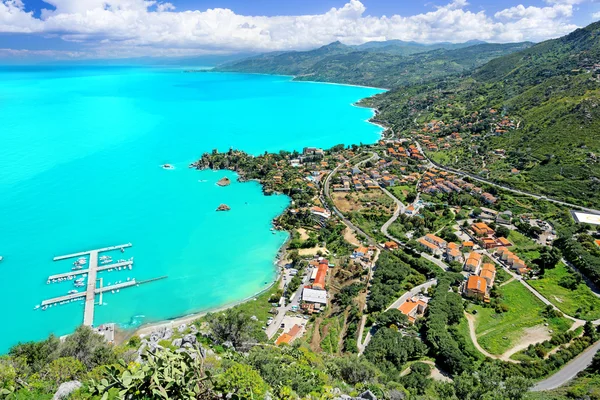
162,164,175,170
34,305,40,310
77,257,87,264
75,278,84,283
68,290,78,294
42,305,47,311
0,256,3,262
74,283,84,288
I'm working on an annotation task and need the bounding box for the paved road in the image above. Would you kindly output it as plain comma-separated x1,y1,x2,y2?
265,270,310,339
322,152,382,249
532,340,600,391
414,141,600,215
379,181,450,272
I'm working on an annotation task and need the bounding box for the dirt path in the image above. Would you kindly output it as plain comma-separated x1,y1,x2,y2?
500,277,516,287
297,228,310,240
343,227,361,246
464,312,519,363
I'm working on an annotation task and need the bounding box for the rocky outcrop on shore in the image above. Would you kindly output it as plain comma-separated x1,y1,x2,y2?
216,204,231,211
216,177,231,186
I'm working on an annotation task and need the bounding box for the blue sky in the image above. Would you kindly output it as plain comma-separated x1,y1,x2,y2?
0,0,598,60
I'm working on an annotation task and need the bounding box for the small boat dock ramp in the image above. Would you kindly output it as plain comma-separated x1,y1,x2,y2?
41,243,166,326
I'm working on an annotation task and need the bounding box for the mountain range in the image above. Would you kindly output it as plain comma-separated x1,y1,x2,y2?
217,23,600,207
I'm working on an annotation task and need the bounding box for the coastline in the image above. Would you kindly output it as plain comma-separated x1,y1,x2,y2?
124,71,387,341
129,237,289,338
195,69,390,91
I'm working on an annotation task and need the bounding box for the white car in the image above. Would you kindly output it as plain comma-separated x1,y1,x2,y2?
266,318,274,326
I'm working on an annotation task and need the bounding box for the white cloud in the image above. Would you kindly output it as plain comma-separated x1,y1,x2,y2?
0,0,590,58
593,11,600,18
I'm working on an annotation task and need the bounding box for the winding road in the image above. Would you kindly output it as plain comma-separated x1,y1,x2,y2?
321,149,599,390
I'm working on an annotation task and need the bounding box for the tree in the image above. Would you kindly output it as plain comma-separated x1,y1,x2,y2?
216,362,269,399
535,246,562,272
495,225,511,239
9,335,60,373
401,362,431,395
207,309,262,349
376,309,409,329
332,356,378,385
59,326,116,369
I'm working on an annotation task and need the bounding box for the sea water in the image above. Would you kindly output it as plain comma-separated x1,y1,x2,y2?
0,66,383,352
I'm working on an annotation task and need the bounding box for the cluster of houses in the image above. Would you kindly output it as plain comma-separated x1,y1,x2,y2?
383,139,426,162
463,254,496,302
351,245,378,268
417,233,473,263
419,169,498,204
332,157,407,192
469,222,512,249
301,257,331,314
494,247,530,276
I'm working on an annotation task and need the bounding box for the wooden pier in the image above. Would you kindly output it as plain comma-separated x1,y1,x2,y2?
41,280,139,306
47,260,134,281
43,243,167,326
52,243,132,261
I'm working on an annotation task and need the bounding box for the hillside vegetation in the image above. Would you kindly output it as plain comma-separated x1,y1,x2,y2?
218,22,600,207
365,21,600,206
217,41,531,88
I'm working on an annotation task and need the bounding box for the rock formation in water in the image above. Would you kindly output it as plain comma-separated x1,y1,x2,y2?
216,204,231,211
216,177,231,187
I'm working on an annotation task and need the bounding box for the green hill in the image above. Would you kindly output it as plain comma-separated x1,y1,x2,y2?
217,41,531,88
367,21,600,207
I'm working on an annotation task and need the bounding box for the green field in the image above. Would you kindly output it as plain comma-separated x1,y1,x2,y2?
529,263,600,320
468,281,572,355
389,185,415,202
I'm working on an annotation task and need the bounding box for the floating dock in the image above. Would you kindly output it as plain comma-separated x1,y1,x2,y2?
52,243,132,261
42,243,166,327
47,260,133,281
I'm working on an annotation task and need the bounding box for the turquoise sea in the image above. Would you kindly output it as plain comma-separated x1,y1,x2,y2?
0,66,383,352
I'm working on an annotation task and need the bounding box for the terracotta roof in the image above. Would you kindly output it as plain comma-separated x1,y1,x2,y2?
466,276,487,292
481,263,496,272
463,241,474,247
498,237,512,246
418,238,438,251
313,263,328,290
275,324,302,345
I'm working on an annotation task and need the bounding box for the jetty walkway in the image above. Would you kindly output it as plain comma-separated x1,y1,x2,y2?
42,243,166,327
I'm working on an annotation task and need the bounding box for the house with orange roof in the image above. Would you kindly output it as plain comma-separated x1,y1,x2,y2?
464,252,483,274
384,241,399,250
497,237,512,247
275,324,303,345
462,241,474,250
481,237,498,249
464,275,488,301
398,296,429,323
418,238,442,256
424,233,447,249
471,222,495,237
446,243,463,263
310,206,331,220
479,263,496,287
353,246,369,258
312,263,329,290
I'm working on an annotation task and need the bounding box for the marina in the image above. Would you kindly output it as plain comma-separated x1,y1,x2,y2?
41,244,166,327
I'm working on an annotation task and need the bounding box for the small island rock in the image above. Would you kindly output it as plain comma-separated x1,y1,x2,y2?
216,177,231,187
216,204,231,211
